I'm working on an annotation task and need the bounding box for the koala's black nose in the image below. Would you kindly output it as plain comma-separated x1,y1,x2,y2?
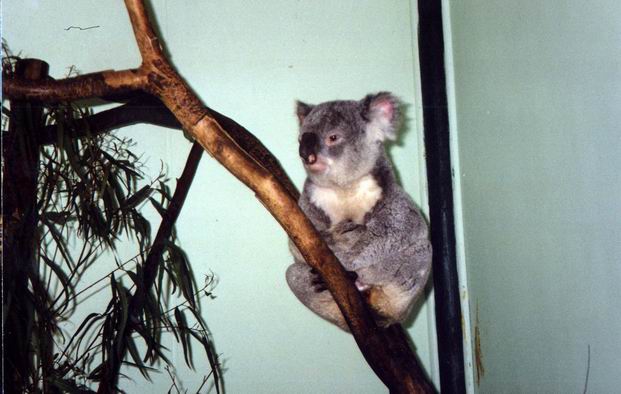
299,132,319,164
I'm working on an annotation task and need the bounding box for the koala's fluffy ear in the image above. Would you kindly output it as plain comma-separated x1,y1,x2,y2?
360,92,401,141
296,101,315,126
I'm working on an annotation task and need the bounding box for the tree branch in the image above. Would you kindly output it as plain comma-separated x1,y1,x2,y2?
2,69,147,102
37,100,179,145
36,97,299,199
99,141,205,392
3,0,434,392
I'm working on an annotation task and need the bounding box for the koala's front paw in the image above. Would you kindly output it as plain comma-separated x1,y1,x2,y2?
333,220,365,235
309,268,358,293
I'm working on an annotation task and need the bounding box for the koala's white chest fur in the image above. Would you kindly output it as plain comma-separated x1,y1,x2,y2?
309,175,382,226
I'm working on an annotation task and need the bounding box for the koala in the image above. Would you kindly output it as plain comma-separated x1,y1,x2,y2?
286,92,432,331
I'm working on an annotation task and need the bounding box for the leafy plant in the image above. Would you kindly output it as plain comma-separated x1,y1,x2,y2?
2,47,222,393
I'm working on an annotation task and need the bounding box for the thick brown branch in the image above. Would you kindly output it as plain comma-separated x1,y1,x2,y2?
2,69,147,102
205,107,300,200
124,0,166,61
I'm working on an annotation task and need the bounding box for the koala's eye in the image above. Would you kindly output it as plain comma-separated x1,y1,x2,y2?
326,134,341,145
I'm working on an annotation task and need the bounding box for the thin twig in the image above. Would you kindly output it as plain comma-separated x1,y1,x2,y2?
165,366,182,393
54,248,139,309
194,375,209,394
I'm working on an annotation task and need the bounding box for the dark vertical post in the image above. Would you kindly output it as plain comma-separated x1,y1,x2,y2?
416,1,467,393
2,59,49,393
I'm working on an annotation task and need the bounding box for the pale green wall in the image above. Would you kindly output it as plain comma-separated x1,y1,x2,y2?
3,1,438,392
446,1,621,393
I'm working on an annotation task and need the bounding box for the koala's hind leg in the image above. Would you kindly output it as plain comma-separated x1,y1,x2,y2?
286,262,348,330
364,284,416,327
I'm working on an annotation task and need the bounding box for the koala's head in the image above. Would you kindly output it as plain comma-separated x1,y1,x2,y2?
296,92,400,188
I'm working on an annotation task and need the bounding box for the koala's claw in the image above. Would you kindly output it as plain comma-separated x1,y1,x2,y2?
310,268,358,293
310,268,327,292
334,220,364,235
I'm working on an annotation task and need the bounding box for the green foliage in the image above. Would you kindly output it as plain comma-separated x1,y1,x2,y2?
2,49,222,393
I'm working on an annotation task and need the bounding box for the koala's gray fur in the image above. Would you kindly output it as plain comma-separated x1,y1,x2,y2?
286,92,432,331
